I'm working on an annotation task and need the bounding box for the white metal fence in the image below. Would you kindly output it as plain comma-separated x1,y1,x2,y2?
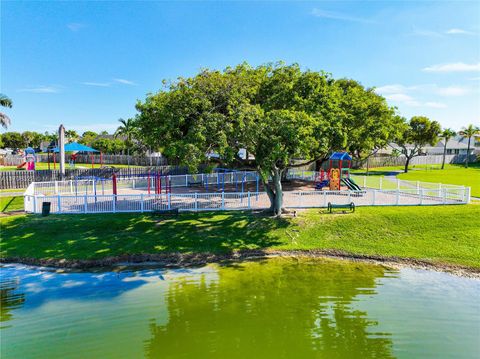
23,170,470,214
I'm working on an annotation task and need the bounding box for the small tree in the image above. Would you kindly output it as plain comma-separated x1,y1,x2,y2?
115,118,138,166
394,116,441,173
439,128,456,169
459,124,480,168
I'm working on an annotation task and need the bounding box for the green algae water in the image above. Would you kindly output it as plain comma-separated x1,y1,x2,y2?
1,258,479,358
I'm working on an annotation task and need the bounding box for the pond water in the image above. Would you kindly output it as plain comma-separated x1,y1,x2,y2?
1,258,479,359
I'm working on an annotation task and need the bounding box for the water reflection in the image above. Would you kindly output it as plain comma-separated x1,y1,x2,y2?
144,258,395,358
0,278,26,329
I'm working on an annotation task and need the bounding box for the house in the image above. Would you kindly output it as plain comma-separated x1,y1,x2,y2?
380,139,475,156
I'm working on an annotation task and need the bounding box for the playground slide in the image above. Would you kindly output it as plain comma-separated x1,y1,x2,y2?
16,162,27,169
342,177,362,191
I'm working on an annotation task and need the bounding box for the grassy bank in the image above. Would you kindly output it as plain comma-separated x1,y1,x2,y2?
1,205,479,268
1,196,24,212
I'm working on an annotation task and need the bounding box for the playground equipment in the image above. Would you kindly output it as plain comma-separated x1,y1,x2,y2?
210,168,260,194
17,147,36,170
51,142,102,170
314,152,361,191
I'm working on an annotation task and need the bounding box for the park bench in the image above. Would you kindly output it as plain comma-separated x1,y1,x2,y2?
327,202,355,214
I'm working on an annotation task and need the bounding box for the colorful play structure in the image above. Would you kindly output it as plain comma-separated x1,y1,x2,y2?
50,142,101,170
16,147,37,170
314,152,362,191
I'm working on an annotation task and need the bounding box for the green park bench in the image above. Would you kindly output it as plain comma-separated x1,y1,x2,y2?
327,202,355,214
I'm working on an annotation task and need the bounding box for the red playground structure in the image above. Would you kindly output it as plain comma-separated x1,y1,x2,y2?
314,152,361,191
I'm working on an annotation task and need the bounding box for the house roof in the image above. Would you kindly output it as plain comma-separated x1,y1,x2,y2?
430,139,470,149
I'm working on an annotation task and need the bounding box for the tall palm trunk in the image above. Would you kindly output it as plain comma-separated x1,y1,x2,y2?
441,141,447,169
465,137,471,168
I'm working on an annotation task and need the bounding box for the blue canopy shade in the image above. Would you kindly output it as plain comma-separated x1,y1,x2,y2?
52,142,100,153
329,152,352,161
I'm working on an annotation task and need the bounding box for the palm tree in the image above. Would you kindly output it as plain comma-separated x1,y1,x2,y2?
115,118,138,167
459,124,480,168
0,94,12,129
440,128,456,169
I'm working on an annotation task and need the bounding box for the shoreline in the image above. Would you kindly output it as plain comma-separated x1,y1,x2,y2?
2,249,479,278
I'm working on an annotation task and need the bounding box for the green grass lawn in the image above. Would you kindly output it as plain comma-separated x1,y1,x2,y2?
2,205,479,268
0,162,144,171
352,162,480,196
0,196,24,212
397,163,480,197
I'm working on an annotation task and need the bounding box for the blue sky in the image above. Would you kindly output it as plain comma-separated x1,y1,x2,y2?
1,1,479,134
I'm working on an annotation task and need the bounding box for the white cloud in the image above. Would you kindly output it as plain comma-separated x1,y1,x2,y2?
445,28,473,35
424,102,447,109
311,8,373,23
18,86,62,93
82,82,111,87
435,86,468,97
67,23,87,32
423,62,480,73
113,78,136,85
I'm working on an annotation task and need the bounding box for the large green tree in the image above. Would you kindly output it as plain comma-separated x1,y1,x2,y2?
394,116,441,173
136,63,399,215
459,124,480,168
336,80,402,165
1,132,25,149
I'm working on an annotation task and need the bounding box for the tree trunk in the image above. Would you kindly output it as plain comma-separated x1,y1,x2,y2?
441,141,447,169
465,137,471,168
404,157,411,173
263,168,284,216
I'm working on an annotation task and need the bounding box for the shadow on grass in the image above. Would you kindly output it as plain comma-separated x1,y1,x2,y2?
1,212,290,260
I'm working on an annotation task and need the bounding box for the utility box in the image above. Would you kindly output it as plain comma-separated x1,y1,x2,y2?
42,202,51,216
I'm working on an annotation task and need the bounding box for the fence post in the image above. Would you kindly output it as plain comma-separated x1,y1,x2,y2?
222,192,225,210
33,195,37,213
141,194,144,213
379,177,383,190
442,188,446,204
323,191,327,207
84,194,88,213
58,194,61,213
372,189,376,205
416,181,420,194
397,179,400,189
70,180,73,194
419,189,423,205
363,175,366,188
465,187,471,204
396,189,400,205
248,191,251,209
185,174,188,187
55,181,58,194
112,195,116,213
195,192,198,211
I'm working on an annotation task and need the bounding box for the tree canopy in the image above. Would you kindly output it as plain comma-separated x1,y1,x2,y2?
135,62,402,215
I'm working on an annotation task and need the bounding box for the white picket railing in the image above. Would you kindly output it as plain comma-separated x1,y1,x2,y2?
23,170,470,214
